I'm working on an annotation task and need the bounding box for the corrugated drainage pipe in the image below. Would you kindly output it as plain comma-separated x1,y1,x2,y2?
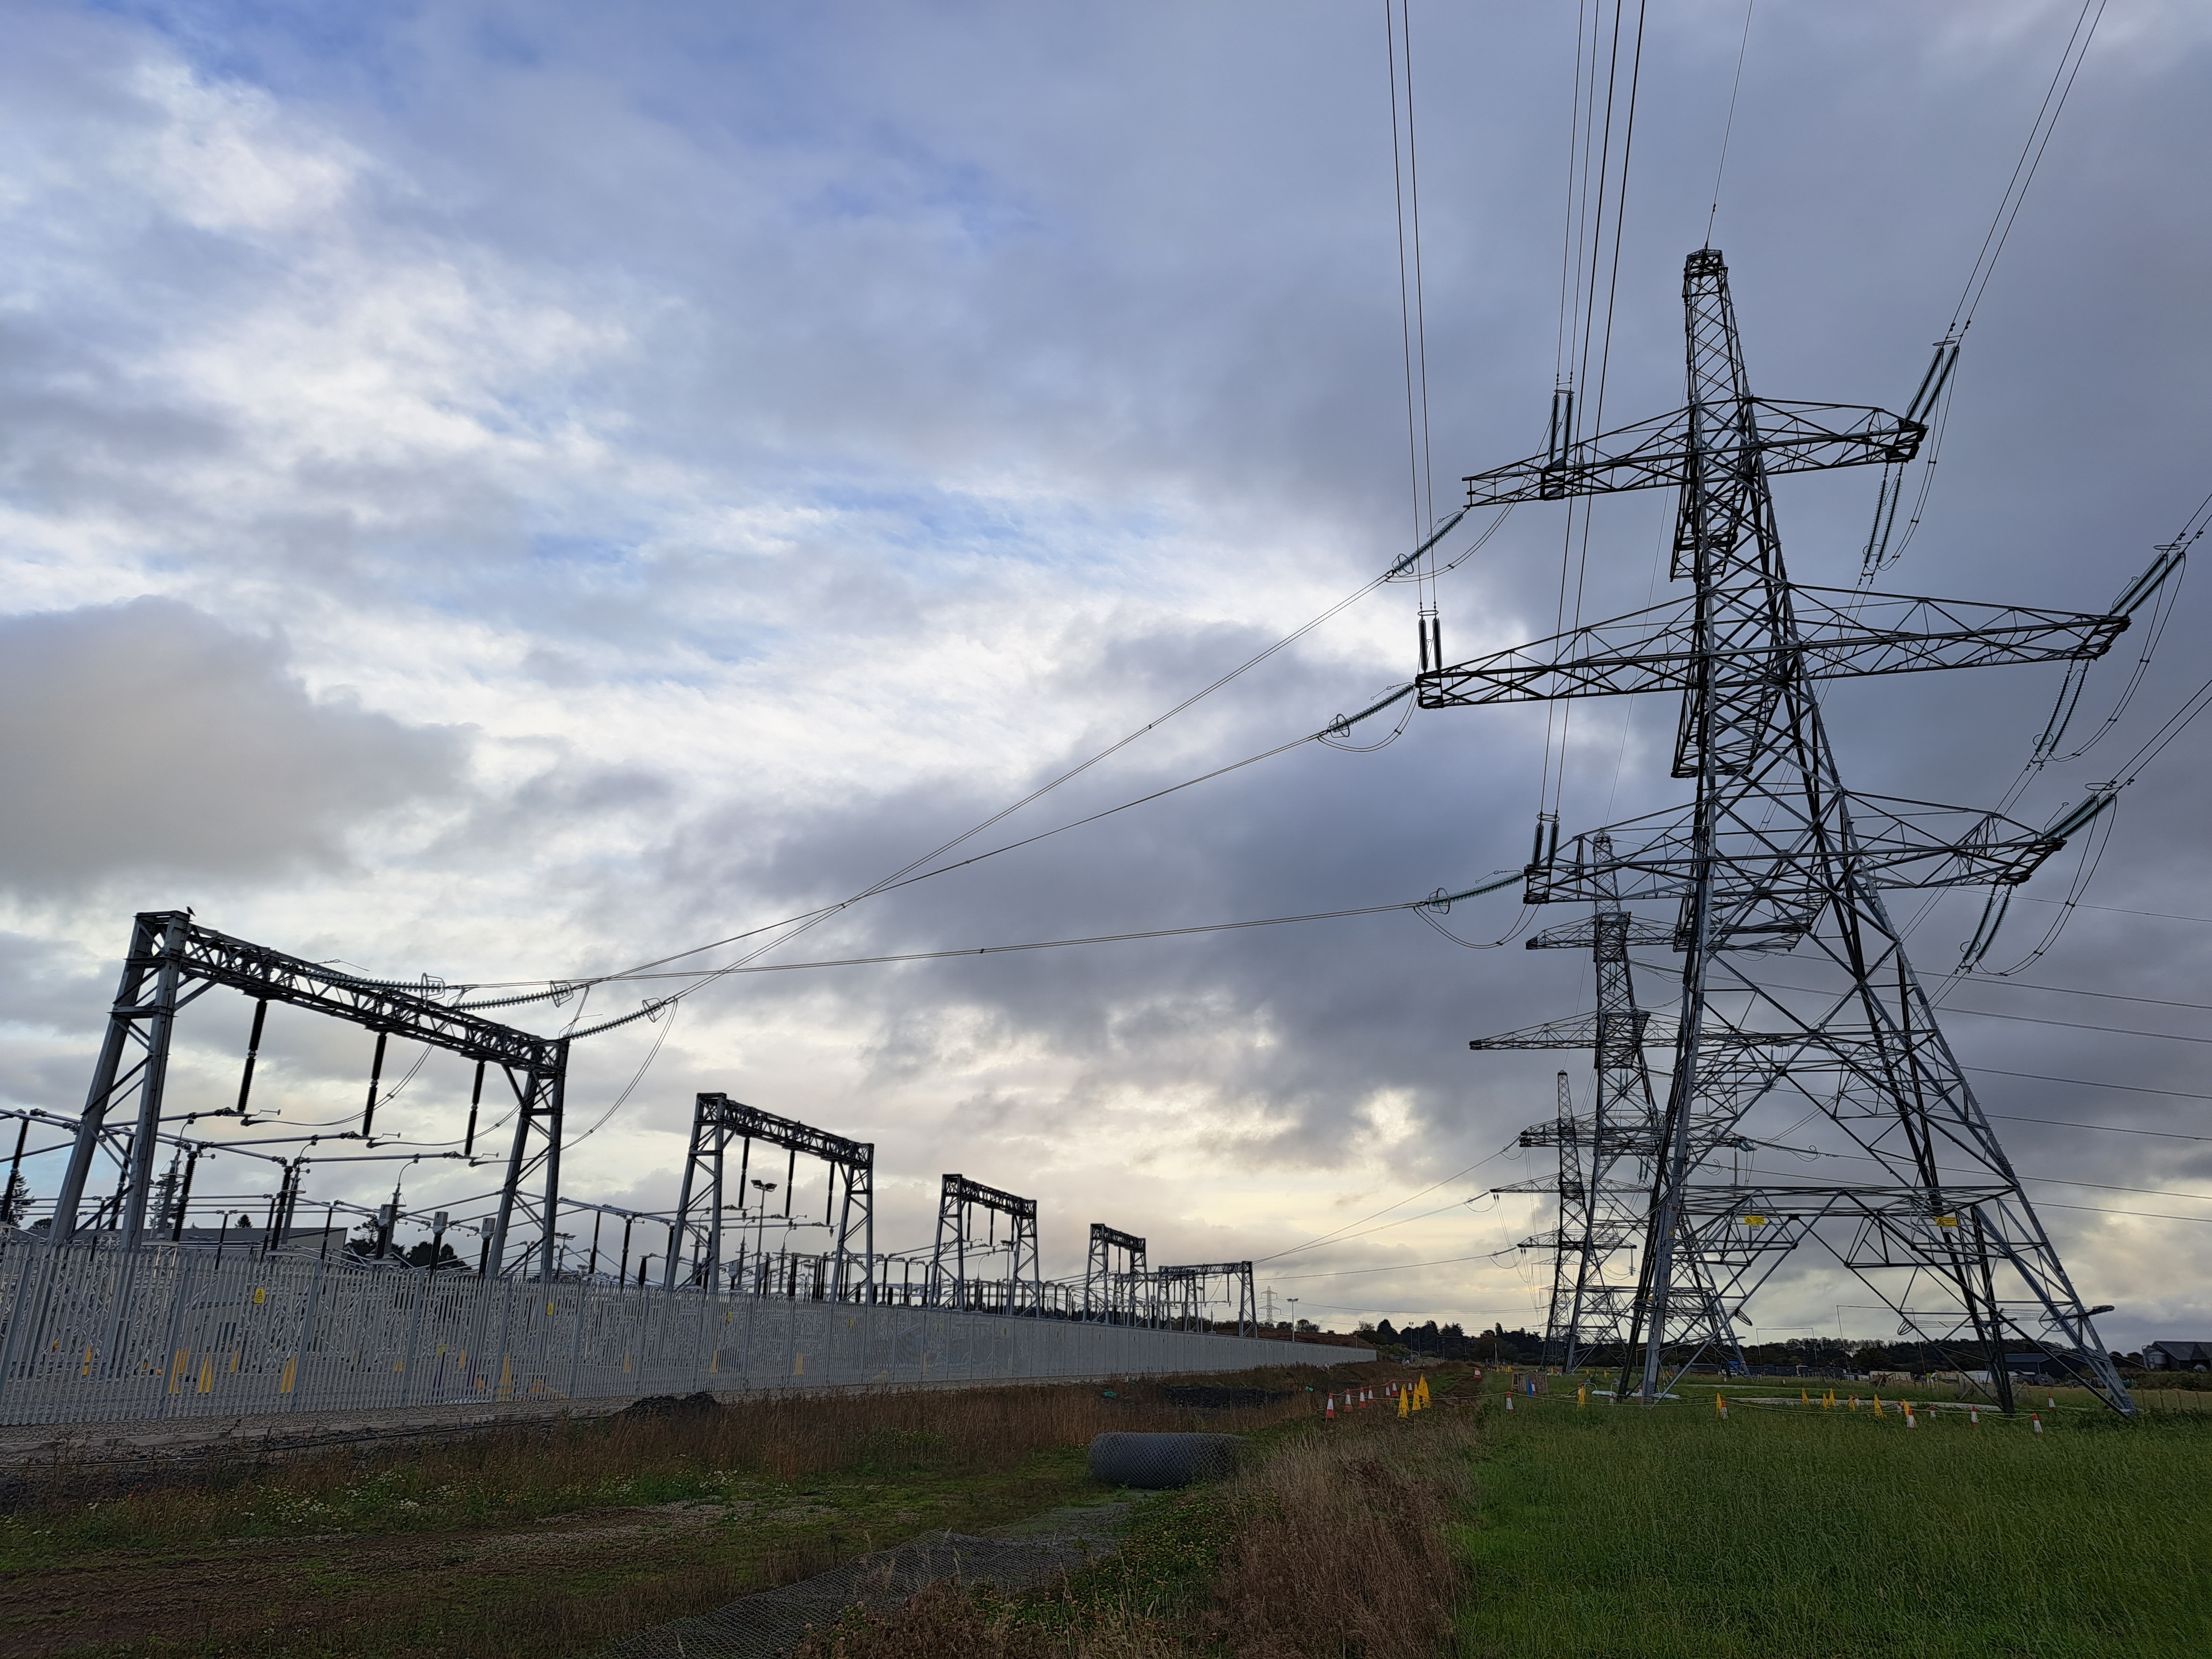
1087,1431,1245,1489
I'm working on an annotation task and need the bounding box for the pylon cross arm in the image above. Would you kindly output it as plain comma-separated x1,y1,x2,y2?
1473,1011,1681,1051
1417,588,2124,710
1461,398,1922,506
1523,791,2063,910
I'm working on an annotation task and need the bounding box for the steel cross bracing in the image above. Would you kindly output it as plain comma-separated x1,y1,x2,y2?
667,1094,874,1301
1431,248,2135,1414
1084,1223,1148,1323
929,1175,1043,1315
52,911,570,1280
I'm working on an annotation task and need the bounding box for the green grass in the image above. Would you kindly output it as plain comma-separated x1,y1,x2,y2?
1459,1382,2212,1659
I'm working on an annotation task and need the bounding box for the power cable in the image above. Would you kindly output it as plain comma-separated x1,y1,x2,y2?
1938,1003,2212,1049
1703,0,1756,247
2015,895,2212,928
1964,1065,2212,1109
1537,0,1647,833
1862,1,2109,577
568,883,1524,1000
1384,0,1438,549
1251,1138,1520,1265
1980,1110,2212,1146
1948,0,2109,337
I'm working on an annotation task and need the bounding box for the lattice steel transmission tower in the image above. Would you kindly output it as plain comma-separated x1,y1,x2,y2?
1428,247,2142,1413
1478,890,1748,1373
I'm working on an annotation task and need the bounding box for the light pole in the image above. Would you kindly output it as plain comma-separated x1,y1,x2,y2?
1287,1297,1299,1342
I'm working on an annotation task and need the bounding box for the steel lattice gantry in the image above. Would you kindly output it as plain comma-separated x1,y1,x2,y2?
667,1094,874,1301
54,910,569,1279
1084,1223,1147,1323
1432,248,2137,1413
929,1174,1042,1315
1150,1261,1257,1338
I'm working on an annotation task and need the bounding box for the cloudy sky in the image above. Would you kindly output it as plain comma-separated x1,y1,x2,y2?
2,0,2208,1347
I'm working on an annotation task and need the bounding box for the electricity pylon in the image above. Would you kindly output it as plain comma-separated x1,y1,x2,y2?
1480,876,1747,1373
1429,247,2142,1413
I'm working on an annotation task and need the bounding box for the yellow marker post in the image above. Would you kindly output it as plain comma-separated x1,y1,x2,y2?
1577,1385,1587,1408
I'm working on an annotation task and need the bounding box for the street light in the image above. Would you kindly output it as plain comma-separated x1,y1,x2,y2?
1287,1297,1300,1342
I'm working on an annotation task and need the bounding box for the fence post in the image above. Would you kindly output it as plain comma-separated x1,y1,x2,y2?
99,1240,146,1383
287,1257,327,1413
567,1280,590,1400
398,1270,431,1407
492,1279,518,1401
0,1236,61,1418
155,1249,200,1419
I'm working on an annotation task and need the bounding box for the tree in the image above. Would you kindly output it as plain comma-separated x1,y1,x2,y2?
0,1169,28,1228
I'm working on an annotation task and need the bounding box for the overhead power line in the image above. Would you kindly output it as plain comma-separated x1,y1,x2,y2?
1949,0,2109,336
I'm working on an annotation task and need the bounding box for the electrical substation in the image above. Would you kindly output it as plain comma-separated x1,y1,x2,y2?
0,910,1300,1426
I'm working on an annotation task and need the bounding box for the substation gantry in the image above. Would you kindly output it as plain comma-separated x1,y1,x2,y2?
929,1174,1042,1315
53,910,570,1279
1437,247,2150,1413
1150,1261,1257,1337
1084,1223,1148,1323
665,1092,874,1300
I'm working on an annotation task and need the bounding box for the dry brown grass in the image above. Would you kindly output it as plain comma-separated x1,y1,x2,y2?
2,1367,1331,1541
794,1364,1482,1659
0,1367,1350,1659
1201,1411,1475,1659
792,1584,1190,1659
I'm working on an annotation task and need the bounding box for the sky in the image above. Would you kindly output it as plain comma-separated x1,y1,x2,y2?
1,0,2209,1349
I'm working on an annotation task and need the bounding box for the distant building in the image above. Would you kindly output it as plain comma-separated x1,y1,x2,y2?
2144,1339,2212,1371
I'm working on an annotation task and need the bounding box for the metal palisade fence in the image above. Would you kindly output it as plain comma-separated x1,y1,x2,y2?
0,1239,1335,1427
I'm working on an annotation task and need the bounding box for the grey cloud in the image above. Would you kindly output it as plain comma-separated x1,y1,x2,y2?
0,597,466,890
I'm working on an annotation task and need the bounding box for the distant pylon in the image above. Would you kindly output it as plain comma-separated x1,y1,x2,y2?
1430,247,2141,1414
1481,889,1744,1373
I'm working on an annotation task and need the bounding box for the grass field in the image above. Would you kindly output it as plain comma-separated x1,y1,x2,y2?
9,1361,2199,1659
1460,1373,2212,1659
